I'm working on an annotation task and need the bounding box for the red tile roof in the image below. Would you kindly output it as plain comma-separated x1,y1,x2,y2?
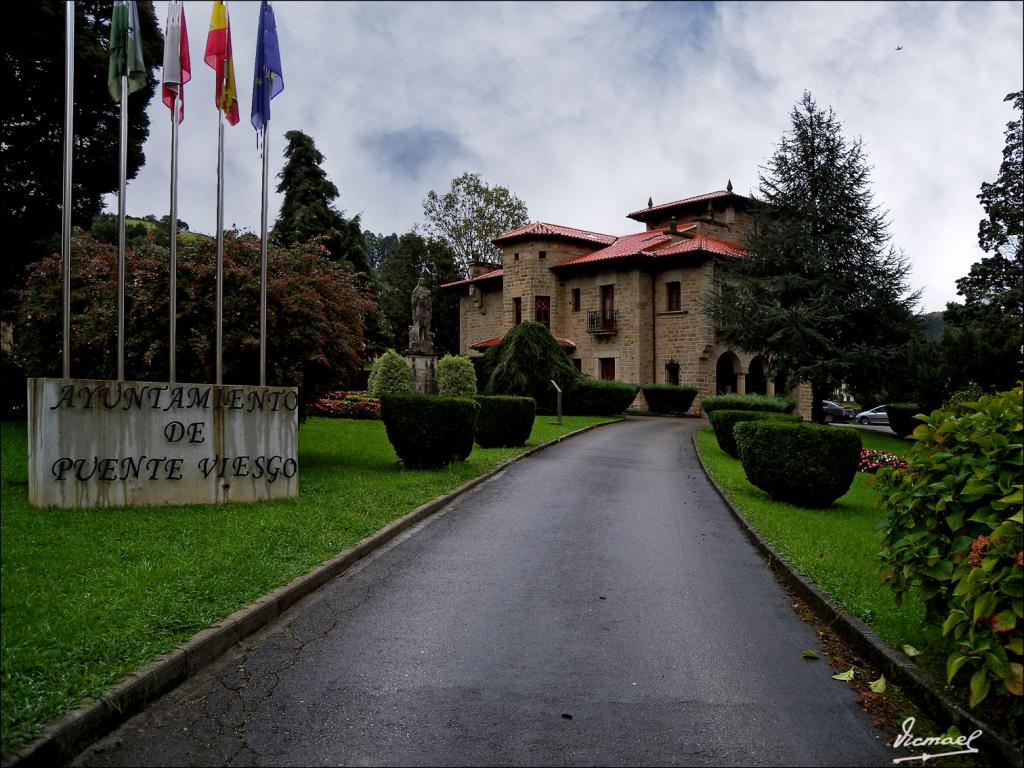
470,334,577,351
440,268,504,289
493,222,616,247
552,227,744,270
626,190,750,221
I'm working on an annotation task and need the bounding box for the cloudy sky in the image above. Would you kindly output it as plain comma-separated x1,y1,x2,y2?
109,1,1023,313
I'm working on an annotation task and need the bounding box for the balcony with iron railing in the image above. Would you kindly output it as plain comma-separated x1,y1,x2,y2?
587,309,619,334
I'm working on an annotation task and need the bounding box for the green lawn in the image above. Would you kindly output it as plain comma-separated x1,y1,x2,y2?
0,414,616,755
694,426,947,667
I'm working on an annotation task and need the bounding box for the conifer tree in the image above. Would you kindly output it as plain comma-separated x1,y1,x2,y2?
275,130,370,274
706,92,918,419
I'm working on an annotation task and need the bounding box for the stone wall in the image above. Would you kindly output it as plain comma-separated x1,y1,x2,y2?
458,282,505,352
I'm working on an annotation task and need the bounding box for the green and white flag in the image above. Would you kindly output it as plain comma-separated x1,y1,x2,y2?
107,0,147,101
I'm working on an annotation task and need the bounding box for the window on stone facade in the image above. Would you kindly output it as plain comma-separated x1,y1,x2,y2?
514,252,520,261
535,295,550,328
667,281,681,312
599,357,615,381
539,250,547,260
513,297,522,325
572,288,580,312
572,358,582,372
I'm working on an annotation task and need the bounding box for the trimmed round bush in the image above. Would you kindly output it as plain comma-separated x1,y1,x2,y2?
565,378,638,415
380,393,480,468
473,395,536,447
885,402,922,438
700,393,796,414
641,385,699,414
733,421,861,507
437,354,478,397
367,349,413,396
708,409,802,458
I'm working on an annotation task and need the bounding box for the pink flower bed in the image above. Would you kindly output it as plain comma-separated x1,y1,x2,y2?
310,391,381,420
857,448,908,473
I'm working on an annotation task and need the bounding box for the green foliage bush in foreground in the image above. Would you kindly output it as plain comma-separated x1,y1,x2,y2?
885,402,922,438
876,385,1023,712
709,409,802,458
700,393,796,414
436,354,478,397
641,384,699,414
380,393,479,468
367,350,413,396
734,421,861,507
566,379,638,416
482,322,577,412
473,395,536,448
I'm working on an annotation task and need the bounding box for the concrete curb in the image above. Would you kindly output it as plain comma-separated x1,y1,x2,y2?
692,433,1022,767
3,418,623,768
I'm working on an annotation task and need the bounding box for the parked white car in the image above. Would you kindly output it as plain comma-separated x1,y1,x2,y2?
855,405,889,425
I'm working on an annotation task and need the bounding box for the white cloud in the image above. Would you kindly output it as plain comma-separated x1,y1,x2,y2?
113,0,1023,312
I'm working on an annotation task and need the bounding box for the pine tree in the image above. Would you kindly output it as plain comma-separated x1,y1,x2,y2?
942,90,1023,391
274,130,370,274
706,92,919,420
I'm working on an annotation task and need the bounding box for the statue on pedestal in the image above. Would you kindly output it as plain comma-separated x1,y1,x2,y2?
408,277,435,354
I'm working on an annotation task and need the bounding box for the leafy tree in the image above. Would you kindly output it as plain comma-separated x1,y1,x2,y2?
88,213,151,246
274,130,370,274
941,91,1023,391
14,232,373,418
377,232,461,354
0,1,162,310
365,231,398,272
705,92,919,421
155,214,190,248
421,172,529,276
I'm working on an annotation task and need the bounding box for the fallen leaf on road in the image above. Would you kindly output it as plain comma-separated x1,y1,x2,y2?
802,649,820,660
870,675,887,693
832,668,855,681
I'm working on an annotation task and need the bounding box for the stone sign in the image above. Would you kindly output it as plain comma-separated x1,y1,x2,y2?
28,378,299,508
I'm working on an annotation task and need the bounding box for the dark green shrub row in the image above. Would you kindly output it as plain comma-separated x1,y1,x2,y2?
709,409,802,458
641,385,699,414
700,393,796,414
734,421,860,507
380,394,479,469
473,395,536,447
885,402,922,438
566,379,638,416
877,386,1023,712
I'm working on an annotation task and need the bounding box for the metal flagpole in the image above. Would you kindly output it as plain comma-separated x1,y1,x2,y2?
215,111,225,385
62,1,74,380
169,93,179,383
117,74,128,382
259,125,269,386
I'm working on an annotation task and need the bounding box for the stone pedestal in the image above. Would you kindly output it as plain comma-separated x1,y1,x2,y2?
406,353,438,395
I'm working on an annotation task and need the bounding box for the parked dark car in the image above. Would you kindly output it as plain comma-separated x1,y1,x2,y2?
855,405,890,425
821,400,856,424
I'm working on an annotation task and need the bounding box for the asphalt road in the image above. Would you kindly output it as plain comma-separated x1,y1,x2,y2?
75,417,893,767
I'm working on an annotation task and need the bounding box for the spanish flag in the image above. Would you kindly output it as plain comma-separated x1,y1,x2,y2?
204,0,239,125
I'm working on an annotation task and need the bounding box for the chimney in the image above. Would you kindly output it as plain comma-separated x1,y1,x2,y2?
468,260,500,279
669,216,677,232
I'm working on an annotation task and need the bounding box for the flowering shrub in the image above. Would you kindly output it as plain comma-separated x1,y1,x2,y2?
857,449,908,473
876,385,1023,712
309,391,381,419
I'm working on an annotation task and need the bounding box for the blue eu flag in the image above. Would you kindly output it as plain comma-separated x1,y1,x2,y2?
251,0,283,132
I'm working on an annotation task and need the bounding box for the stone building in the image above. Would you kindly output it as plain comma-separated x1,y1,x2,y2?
442,186,811,417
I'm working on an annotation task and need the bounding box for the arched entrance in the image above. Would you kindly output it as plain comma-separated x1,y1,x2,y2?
716,351,740,395
747,356,768,395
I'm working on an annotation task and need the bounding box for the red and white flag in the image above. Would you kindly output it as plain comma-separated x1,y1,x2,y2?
161,0,191,122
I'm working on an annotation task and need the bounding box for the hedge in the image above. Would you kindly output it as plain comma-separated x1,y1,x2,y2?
699,393,796,414
473,395,536,447
367,350,413,396
565,379,638,416
885,402,922,438
437,354,478,397
708,409,802,458
641,385,699,414
380,394,479,469
733,421,861,507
